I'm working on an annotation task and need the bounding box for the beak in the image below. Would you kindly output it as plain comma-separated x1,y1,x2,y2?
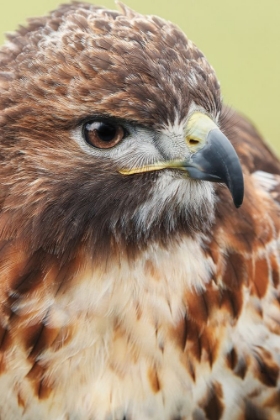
119,112,244,208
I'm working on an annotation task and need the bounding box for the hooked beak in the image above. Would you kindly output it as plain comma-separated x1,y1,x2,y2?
119,112,244,208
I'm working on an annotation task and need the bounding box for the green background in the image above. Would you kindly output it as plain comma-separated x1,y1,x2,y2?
0,1,279,156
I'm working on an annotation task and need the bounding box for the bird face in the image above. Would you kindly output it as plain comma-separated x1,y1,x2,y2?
0,3,243,257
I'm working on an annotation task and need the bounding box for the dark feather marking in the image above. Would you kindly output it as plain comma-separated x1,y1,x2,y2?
185,320,202,362
254,347,279,387
0,326,9,351
24,323,45,356
219,289,243,319
226,347,238,371
234,356,248,379
270,254,280,287
244,401,269,420
186,290,209,326
187,359,196,382
223,251,246,290
26,362,52,400
178,315,188,351
200,382,224,420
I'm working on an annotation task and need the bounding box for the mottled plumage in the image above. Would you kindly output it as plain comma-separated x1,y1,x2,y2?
0,2,279,420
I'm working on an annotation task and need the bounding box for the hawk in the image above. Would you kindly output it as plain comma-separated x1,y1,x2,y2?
0,2,279,419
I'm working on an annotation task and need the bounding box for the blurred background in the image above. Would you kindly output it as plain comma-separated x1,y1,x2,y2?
0,0,279,155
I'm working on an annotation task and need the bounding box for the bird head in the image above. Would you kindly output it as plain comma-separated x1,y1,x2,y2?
0,3,243,257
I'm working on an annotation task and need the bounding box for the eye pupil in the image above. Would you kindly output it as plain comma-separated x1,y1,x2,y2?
89,122,116,142
84,120,125,149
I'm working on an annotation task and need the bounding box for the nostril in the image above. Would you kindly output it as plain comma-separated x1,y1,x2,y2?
186,134,204,149
188,138,200,145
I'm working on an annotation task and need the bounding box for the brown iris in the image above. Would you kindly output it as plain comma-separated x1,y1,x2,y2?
84,121,125,149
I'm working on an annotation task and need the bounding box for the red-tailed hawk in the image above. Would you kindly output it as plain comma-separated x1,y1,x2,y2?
0,2,279,419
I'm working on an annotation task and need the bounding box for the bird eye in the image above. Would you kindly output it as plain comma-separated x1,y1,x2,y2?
83,121,125,149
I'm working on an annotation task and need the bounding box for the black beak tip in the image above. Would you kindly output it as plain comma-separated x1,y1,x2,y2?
232,187,244,208
216,166,245,208
226,160,244,208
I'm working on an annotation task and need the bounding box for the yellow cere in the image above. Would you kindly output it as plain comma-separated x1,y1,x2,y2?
185,112,218,150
